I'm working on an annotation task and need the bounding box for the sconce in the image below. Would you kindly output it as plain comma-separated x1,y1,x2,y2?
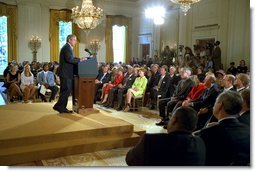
29,35,41,62
89,40,100,56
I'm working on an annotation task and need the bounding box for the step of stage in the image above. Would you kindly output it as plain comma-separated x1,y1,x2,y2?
0,133,140,165
0,103,144,165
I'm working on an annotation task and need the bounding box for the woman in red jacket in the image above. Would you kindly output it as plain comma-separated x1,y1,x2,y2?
101,68,124,104
171,74,207,113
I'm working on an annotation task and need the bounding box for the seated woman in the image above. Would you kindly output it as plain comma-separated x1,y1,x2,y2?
5,63,22,102
124,68,147,112
20,64,36,103
101,68,124,104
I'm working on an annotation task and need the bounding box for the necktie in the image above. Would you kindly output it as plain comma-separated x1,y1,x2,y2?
158,76,164,88
202,88,209,100
100,73,106,82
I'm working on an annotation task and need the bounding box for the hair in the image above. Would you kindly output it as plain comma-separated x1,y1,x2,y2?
183,68,192,76
43,63,49,69
240,89,250,108
161,65,168,72
216,91,243,115
237,73,250,88
66,34,76,42
173,106,198,131
225,74,235,85
206,73,216,83
197,73,206,83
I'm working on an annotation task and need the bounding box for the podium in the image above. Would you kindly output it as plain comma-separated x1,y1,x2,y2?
73,57,98,114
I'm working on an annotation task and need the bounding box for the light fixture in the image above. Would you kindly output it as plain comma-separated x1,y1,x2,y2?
170,0,201,15
145,6,166,25
90,40,100,56
29,35,41,62
71,0,103,31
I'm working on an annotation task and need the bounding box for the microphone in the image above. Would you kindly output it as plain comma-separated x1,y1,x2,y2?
84,48,92,56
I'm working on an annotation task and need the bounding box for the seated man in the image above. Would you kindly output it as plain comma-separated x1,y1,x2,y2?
126,106,206,166
157,68,194,127
149,65,170,109
94,64,111,103
37,63,59,102
238,89,250,126
196,91,250,166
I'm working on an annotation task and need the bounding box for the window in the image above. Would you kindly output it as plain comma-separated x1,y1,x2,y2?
0,16,8,75
112,25,126,63
59,21,72,51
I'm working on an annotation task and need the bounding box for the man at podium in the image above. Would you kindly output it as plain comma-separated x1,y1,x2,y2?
53,34,86,114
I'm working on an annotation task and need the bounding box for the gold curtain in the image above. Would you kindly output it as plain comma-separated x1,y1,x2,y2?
105,15,132,64
49,9,80,62
0,2,17,62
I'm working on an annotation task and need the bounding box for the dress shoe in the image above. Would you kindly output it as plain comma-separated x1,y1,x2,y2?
116,107,122,111
123,105,130,112
155,120,165,126
53,106,62,113
163,125,168,129
62,109,73,114
150,105,155,110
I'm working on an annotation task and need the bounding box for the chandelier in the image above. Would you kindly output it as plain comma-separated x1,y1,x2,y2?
71,0,103,30
170,0,201,15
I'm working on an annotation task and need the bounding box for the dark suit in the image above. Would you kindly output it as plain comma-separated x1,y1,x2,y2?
167,74,181,98
126,131,206,166
146,71,160,92
192,84,220,129
107,73,136,108
158,78,194,119
238,110,250,126
94,72,111,102
53,43,80,112
150,74,171,106
198,118,250,166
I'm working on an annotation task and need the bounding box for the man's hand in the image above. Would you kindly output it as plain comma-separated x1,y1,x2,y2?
44,83,49,89
95,79,100,84
80,57,87,62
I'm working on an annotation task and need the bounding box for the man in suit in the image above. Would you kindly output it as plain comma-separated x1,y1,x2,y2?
149,65,170,110
212,40,221,71
157,68,194,127
183,73,220,130
104,65,136,110
37,63,59,102
53,34,86,114
126,106,206,166
196,91,250,165
221,74,236,92
234,73,250,93
238,89,250,126
167,66,181,98
94,64,111,103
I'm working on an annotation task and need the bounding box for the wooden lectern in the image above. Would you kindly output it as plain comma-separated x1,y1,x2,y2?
73,57,98,114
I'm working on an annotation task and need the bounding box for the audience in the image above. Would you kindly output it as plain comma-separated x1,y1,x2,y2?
157,68,194,128
227,62,238,76
37,63,59,102
94,64,111,103
104,65,136,110
123,68,147,112
20,64,36,103
5,63,22,102
149,65,170,109
126,106,206,166
237,60,248,74
238,89,250,126
234,73,250,93
196,91,250,166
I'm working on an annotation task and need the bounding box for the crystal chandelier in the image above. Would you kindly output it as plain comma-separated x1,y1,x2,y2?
71,0,103,30
170,0,201,15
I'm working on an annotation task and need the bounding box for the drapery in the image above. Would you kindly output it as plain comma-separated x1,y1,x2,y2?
105,15,132,63
0,2,17,62
49,9,80,62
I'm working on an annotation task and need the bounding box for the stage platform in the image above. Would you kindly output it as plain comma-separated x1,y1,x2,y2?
0,103,144,165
